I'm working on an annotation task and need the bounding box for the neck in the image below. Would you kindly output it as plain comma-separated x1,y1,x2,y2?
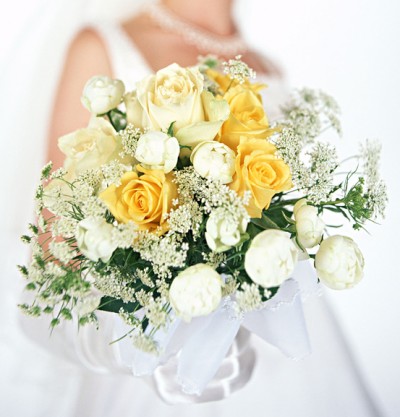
161,0,235,36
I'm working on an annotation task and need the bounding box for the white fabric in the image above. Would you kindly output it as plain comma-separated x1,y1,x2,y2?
0,15,385,417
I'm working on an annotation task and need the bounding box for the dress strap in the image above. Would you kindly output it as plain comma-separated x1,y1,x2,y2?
90,21,152,90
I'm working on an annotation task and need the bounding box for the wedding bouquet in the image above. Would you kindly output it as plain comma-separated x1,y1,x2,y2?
19,56,386,394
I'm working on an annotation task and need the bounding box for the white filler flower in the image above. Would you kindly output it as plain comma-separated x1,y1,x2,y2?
169,264,222,321
205,210,248,252
315,235,364,290
294,199,325,248
76,217,117,263
81,75,125,115
245,229,298,288
135,131,180,173
190,141,236,184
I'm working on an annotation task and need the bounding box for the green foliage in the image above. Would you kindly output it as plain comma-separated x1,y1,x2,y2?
321,176,374,230
167,121,176,137
17,265,29,277
107,109,127,132
98,296,140,314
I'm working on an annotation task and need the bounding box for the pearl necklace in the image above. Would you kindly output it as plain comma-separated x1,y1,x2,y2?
144,2,247,57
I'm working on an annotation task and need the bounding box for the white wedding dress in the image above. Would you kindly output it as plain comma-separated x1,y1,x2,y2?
0,19,384,417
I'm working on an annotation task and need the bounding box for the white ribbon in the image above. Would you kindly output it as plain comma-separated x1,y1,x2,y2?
113,259,320,399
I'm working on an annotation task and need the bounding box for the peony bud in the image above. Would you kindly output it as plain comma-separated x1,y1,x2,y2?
315,235,364,290
190,141,236,184
135,131,180,173
169,264,222,321
294,199,325,248
205,210,248,252
245,229,298,288
81,75,125,115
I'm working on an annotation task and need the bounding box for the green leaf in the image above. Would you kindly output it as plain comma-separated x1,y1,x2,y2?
282,211,295,225
250,214,280,230
167,121,176,137
98,296,140,314
50,318,60,328
25,282,36,291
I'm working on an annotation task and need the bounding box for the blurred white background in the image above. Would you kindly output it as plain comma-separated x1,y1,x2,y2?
1,0,399,416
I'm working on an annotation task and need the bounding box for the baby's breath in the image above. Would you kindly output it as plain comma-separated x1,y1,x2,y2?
81,196,108,218
44,262,65,278
132,332,159,355
280,88,342,141
118,308,141,327
119,124,143,158
145,298,169,328
223,55,256,84
101,161,132,189
51,217,77,239
236,283,263,312
360,139,388,219
50,167,67,180
49,241,77,264
93,268,135,303
136,268,154,288
221,275,239,297
111,222,138,248
167,202,203,237
202,251,227,269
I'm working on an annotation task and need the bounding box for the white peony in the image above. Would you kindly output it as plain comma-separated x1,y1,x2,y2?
190,141,236,184
205,210,248,252
81,75,125,115
169,264,222,321
76,217,117,263
294,199,325,248
315,235,364,290
135,131,180,173
245,229,298,288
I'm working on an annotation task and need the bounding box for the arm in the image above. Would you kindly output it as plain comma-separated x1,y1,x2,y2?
46,28,113,169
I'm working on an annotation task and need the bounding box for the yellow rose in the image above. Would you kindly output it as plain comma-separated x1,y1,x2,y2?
58,117,126,178
231,137,292,218
217,84,275,151
99,166,177,233
206,69,265,97
125,64,229,152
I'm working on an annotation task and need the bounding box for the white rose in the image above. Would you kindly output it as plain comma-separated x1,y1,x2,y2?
58,117,126,178
245,229,298,288
294,199,325,248
205,210,248,252
125,64,229,150
81,75,125,115
169,264,222,321
135,131,180,173
125,64,204,131
76,217,118,263
190,141,236,184
315,235,364,290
